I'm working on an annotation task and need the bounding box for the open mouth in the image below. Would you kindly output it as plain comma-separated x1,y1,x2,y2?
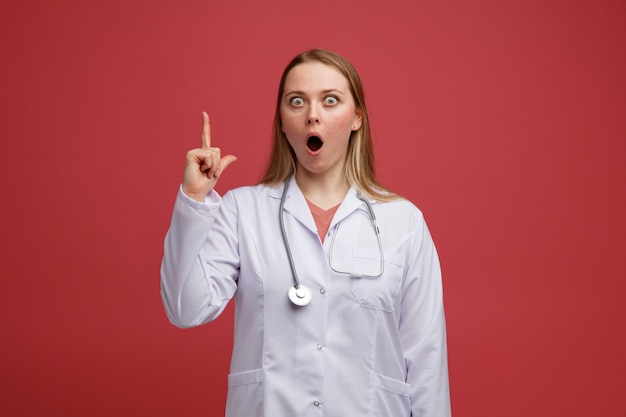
306,136,323,152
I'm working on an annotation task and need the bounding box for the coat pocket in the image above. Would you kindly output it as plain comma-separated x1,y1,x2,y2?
351,248,405,312
226,368,263,416
370,373,411,416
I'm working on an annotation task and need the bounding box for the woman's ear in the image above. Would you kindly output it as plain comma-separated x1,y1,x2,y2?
352,109,363,131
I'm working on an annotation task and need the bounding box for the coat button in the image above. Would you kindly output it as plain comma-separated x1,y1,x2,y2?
316,344,323,350
313,400,321,407
319,288,326,294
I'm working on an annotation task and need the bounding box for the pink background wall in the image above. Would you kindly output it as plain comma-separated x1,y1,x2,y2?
2,0,625,415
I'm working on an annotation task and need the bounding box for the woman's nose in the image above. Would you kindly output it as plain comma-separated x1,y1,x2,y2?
306,106,320,125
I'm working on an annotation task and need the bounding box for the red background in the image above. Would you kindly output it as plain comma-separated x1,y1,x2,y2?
1,0,625,416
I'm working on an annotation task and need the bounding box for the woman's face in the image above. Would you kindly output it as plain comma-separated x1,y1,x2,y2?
280,62,362,179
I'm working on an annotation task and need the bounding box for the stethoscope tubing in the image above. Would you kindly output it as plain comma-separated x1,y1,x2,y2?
280,177,384,307
279,178,303,290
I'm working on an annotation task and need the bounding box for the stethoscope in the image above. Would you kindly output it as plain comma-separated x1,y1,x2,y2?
279,177,385,306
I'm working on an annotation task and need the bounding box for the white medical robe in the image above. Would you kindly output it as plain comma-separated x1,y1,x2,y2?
161,177,451,416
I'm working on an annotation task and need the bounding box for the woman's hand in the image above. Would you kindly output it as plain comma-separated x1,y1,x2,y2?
182,112,237,202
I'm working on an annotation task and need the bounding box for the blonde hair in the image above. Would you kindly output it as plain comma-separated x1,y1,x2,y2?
259,49,398,201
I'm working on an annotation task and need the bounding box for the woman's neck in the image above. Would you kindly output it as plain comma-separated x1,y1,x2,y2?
295,168,349,210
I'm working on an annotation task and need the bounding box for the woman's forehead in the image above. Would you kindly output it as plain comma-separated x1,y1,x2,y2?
283,62,349,93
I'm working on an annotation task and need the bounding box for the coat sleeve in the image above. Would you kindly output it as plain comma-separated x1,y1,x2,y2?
399,209,451,416
160,186,239,328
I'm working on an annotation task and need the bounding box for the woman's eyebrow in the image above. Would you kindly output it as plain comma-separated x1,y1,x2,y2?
321,89,345,95
283,90,305,96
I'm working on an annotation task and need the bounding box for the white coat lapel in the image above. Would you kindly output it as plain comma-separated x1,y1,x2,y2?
269,177,318,235
330,187,369,228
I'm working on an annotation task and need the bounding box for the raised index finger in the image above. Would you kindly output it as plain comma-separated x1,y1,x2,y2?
201,111,211,149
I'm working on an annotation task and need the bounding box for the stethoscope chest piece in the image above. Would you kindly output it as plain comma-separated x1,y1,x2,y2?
288,284,312,306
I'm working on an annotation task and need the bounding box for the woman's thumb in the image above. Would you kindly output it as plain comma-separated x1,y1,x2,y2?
216,155,237,178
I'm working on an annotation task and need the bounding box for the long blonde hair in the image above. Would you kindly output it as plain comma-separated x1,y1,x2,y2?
259,49,397,201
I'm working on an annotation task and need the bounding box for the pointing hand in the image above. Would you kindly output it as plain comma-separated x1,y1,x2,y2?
182,112,237,201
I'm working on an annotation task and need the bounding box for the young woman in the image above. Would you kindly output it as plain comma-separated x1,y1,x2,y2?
161,49,451,416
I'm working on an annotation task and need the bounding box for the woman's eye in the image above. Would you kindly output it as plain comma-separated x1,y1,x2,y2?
290,97,304,106
325,96,338,105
